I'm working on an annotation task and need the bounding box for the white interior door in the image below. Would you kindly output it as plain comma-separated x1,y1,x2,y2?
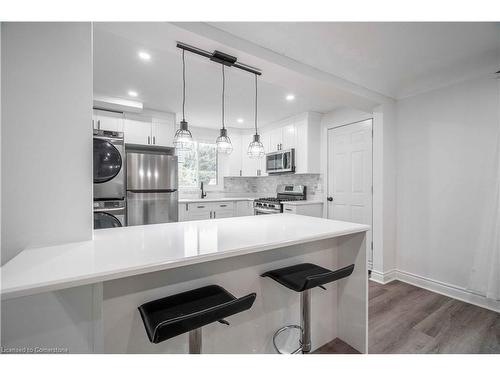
327,119,373,268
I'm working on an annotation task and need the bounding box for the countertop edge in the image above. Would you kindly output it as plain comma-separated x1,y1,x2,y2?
1,225,369,301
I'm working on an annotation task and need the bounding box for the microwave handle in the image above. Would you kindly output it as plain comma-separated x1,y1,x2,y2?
283,152,289,169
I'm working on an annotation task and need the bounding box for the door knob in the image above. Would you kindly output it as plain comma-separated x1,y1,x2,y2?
327,197,333,202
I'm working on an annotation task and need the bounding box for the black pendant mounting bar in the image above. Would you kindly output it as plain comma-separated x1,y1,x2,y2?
176,41,262,76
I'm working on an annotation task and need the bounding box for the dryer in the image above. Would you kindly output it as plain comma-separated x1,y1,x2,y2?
93,129,125,200
93,200,125,229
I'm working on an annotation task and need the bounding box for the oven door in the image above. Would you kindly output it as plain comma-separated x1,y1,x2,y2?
254,207,280,215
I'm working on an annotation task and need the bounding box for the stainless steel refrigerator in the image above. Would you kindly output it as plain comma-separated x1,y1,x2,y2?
126,145,178,226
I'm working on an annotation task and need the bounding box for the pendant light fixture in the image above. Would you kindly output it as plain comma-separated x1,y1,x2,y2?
247,73,265,158
173,49,194,151
216,65,233,154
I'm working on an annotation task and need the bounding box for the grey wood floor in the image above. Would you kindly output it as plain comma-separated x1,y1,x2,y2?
315,280,500,354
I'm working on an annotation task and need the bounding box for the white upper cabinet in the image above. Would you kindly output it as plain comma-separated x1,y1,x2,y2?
294,112,321,174
123,113,175,146
93,109,124,132
151,114,175,147
241,133,260,176
265,120,297,152
268,127,283,152
124,118,152,145
226,133,242,176
281,124,296,150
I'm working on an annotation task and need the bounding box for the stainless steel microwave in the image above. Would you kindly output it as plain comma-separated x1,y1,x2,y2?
266,148,295,174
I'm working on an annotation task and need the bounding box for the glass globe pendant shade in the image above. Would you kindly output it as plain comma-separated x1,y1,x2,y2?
247,134,265,159
216,128,233,154
173,120,193,151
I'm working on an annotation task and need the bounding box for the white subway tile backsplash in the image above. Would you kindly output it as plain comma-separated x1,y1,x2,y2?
223,174,323,200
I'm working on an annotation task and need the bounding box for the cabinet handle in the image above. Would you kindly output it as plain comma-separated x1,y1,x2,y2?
220,204,227,207
213,211,216,218
197,205,205,208
92,119,95,128
97,120,101,130
147,136,150,144
153,136,156,144
209,211,212,219
285,208,293,212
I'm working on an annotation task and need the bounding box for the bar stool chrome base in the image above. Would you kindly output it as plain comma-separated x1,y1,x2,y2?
189,327,202,354
272,289,311,354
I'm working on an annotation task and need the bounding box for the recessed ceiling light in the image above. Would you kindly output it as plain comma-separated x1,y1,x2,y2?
286,94,295,101
128,90,138,97
237,118,244,123
138,51,151,61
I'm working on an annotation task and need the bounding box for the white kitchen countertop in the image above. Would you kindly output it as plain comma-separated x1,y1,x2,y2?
179,197,255,203
1,214,369,300
282,200,324,206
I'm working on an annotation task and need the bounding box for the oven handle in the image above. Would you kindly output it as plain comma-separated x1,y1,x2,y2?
254,207,280,214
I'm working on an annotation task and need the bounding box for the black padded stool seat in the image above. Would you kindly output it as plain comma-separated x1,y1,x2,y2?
138,285,256,344
261,263,355,292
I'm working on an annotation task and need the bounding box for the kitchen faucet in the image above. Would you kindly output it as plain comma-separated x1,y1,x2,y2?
200,181,207,199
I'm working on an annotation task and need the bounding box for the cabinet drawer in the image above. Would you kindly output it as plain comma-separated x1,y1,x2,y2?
282,205,297,214
188,203,212,212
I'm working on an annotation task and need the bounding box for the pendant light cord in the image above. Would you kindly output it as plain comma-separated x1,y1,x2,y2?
254,74,258,135
182,49,186,122
222,65,225,130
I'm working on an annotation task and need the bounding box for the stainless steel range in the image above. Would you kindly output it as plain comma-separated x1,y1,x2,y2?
254,185,306,215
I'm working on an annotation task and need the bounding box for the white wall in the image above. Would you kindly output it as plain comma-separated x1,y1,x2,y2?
1,23,93,264
1,22,95,352
396,75,499,291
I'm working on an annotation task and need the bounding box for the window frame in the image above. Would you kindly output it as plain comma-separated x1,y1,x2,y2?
178,140,221,191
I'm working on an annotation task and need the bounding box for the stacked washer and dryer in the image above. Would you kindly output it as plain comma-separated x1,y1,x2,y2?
93,129,126,229
93,129,179,229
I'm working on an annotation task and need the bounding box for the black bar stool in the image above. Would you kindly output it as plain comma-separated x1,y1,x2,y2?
138,285,256,353
261,263,354,354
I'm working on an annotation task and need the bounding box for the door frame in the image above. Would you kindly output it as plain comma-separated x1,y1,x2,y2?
325,119,374,269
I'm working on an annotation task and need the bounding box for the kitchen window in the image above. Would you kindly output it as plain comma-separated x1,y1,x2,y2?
178,141,218,188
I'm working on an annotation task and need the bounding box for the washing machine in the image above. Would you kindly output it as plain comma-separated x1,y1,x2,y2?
93,129,125,200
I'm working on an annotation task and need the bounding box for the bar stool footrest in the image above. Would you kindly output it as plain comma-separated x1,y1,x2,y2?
272,324,304,354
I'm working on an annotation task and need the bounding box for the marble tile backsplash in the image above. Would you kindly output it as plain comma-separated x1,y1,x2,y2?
223,173,323,200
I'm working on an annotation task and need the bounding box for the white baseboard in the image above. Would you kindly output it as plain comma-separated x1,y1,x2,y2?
369,269,397,284
369,268,500,313
395,270,500,314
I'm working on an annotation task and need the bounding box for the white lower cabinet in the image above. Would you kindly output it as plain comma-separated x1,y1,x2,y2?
179,201,235,221
179,200,254,221
235,200,254,217
282,202,323,218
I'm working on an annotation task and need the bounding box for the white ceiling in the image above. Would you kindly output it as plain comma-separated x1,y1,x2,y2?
93,23,351,129
209,22,500,99
94,22,500,130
